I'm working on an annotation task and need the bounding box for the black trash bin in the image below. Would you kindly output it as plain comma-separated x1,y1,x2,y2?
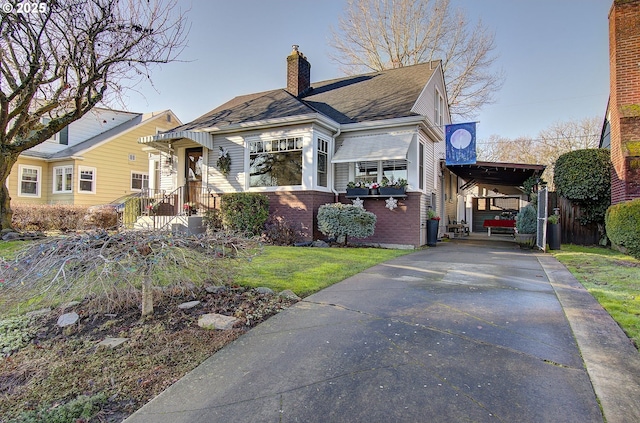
427,219,439,246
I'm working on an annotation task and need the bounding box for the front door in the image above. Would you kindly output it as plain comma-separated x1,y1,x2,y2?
185,147,203,209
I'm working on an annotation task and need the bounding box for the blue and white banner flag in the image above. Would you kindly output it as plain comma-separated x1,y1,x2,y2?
445,122,477,165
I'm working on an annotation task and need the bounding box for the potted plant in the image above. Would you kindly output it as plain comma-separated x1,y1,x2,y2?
367,181,380,195
346,181,368,197
547,213,561,250
515,205,537,249
426,209,440,246
379,178,408,196
183,202,197,216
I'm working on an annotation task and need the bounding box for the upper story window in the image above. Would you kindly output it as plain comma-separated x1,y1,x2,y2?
18,165,41,197
41,118,69,145
249,137,303,187
317,138,328,188
53,165,73,193
78,166,96,193
434,89,444,127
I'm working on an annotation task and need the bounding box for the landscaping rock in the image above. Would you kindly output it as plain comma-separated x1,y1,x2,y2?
205,285,227,294
98,337,129,349
26,308,51,318
178,300,201,310
278,290,301,301
312,240,329,248
2,232,22,241
198,313,238,330
57,312,79,327
255,287,274,295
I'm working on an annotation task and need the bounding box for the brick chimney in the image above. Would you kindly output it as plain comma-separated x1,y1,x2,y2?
609,0,640,204
286,45,311,97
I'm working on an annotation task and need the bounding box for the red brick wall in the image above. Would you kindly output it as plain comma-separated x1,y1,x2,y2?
339,192,424,247
609,0,640,204
265,191,335,241
264,191,425,247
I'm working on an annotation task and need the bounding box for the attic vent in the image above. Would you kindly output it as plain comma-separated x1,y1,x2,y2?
128,154,136,161
167,114,171,122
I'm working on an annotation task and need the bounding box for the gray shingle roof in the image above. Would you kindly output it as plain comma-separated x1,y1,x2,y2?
172,61,439,132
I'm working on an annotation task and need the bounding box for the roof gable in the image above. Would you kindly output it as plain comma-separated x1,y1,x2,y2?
173,61,441,132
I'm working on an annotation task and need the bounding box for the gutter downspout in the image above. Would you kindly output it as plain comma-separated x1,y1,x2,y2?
331,126,342,203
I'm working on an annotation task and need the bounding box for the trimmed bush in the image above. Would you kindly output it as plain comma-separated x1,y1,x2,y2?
554,149,611,225
515,205,537,234
219,193,269,236
317,203,376,244
12,204,88,231
606,199,640,259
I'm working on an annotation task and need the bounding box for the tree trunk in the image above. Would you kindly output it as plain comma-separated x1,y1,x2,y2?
0,153,19,230
141,277,154,317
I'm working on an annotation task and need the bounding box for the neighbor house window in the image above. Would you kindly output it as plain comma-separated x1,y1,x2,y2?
317,137,328,187
249,137,303,187
131,172,149,191
53,165,73,193
78,166,96,193
434,89,444,127
18,165,41,197
419,143,424,190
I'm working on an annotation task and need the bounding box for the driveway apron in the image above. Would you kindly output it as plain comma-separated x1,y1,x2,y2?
125,240,611,422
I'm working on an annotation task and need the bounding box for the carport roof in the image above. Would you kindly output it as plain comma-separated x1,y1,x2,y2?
447,161,546,188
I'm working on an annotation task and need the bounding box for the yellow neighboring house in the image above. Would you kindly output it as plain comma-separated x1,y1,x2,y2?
9,108,181,207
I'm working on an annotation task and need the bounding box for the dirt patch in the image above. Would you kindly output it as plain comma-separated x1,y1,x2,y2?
614,260,640,268
0,285,297,422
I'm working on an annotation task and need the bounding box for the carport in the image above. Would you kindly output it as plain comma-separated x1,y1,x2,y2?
446,161,546,234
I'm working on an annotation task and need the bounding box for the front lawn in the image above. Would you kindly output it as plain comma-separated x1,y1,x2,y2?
233,246,413,297
550,245,640,349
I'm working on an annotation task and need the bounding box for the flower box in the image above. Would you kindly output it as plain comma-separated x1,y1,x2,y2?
379,187,406,196
346,188,369,196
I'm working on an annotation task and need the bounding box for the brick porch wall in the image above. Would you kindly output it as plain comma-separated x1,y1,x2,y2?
264,191,336,241
339,192,424,248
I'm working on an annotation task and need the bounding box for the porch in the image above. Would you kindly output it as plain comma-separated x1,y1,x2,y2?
119,186,217,233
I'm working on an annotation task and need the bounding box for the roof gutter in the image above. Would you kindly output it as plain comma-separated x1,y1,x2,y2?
201,113,340,135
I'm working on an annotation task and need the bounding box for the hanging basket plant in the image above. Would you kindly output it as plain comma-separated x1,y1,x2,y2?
217,146,231,176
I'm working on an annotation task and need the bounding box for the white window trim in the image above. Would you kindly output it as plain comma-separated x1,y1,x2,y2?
52,165,73,194
18,164,41,197
78,166,97,194
41,117,59,143
130,171,149,192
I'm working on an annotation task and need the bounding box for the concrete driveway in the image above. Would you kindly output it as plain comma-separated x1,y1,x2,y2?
124,238,640,423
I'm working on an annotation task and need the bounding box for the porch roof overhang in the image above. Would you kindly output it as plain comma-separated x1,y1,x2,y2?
446,161,546,190
138,130,214,152
331,132,414,163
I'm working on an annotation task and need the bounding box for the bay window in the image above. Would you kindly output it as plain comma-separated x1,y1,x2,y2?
249,137,302,187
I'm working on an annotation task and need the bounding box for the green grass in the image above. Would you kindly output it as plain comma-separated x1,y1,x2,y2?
233,246,413,297
550,244,640,349
0,240,29,260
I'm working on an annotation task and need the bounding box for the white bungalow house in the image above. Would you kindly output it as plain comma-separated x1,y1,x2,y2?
139,46,453,247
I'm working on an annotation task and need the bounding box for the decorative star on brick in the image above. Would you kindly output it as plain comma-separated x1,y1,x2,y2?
385,196,398,210
352,197,364,208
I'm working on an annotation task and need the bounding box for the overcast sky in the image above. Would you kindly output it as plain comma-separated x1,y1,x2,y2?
123,0,611,142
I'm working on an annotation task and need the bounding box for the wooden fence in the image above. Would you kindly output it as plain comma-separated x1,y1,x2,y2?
548,192,602,245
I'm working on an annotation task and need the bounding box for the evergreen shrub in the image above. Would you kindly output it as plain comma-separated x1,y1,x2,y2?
219,193,269,236
605,199,640,259
317,203,376,244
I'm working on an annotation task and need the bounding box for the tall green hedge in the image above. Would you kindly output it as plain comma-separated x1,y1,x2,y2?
606,199,640,259
219,193,269,236
554,149,611,225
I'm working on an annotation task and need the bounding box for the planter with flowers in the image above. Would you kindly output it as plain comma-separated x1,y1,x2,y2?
367,182,380,195
346,181,368,197
379,178,408,196
183,202,197,216
427,209,440,246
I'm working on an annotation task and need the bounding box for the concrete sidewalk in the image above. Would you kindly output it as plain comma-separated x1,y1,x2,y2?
124,239,640,423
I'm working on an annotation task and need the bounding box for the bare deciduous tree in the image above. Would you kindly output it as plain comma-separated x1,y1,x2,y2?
329,0,504,119
0,0,189,229
477,116,602,189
